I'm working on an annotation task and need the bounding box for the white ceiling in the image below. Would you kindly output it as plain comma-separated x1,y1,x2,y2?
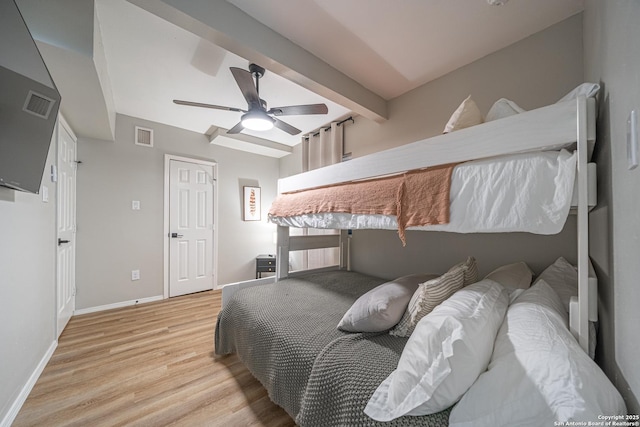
88,0,583,149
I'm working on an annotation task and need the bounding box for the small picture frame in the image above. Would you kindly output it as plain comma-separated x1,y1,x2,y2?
243,186,261,221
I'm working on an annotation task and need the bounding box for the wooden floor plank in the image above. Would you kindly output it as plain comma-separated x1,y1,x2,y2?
13,290,296,427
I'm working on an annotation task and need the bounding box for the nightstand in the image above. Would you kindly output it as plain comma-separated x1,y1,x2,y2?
256,254,276,279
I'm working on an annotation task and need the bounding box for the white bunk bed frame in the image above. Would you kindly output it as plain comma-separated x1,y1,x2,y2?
224,96,598,354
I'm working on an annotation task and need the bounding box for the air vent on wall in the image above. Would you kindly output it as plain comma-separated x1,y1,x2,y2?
22,90,55,119
135,126,154,147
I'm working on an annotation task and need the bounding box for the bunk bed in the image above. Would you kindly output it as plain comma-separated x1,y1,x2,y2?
216,93,626,425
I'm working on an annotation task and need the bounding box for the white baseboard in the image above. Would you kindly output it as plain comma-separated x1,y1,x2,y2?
74,295,164,315
1,340,57,427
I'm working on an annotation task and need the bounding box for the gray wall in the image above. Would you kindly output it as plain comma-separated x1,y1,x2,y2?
584,0,640,413
352,220,578,280
75,114,280,310
0,142,56,423
343,15,584,278
344,14,584,158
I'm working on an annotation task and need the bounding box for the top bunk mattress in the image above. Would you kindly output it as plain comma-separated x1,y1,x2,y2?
270,150,592,236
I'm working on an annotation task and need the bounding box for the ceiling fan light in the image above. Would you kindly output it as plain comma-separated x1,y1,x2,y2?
241,111,274,131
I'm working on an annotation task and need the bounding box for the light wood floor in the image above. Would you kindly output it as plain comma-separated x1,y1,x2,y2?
13,290,296,427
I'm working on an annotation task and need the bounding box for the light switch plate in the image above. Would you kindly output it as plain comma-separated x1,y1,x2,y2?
132,200,140,210
41,185,49,202
131,270,140,281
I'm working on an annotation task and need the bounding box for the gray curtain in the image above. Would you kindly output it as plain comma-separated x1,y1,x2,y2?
301,122,343,270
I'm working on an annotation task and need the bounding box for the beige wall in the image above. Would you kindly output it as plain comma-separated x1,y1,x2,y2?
338,16,585,278
0,141,56,423
584,0,640,413
75,114,280,310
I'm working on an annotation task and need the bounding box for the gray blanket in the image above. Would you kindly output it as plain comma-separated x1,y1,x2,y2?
215,270,451,426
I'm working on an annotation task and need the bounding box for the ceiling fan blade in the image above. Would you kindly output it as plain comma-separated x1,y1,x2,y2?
273,118,301,135
173,100,245,112
230,67,260,107
227,121,244,134
267,104,328,116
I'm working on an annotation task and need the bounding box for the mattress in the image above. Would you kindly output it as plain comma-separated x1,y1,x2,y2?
270,150,594,235
215,270,451,426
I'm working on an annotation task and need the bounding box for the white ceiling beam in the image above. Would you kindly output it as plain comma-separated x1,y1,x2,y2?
127,0,388,123
208,128,293,158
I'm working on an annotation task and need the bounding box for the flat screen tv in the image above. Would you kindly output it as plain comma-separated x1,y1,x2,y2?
0,0,61,194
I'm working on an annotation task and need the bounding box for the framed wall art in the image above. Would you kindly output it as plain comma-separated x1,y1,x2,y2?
243,186,261,221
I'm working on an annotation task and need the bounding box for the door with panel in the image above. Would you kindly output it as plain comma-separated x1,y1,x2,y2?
56,119,76,336
169,160,215,297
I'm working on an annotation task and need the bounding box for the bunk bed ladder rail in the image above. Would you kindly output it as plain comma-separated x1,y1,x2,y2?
572,95,593,354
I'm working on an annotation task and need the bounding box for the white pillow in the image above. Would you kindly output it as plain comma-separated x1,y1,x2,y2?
483,261,533,293
485,98,526,122
365,280,508,421
449,280,627,427
443,96,483,133
338,273,438,333
533,256,577,315
557,82,600,103
389,268,465,337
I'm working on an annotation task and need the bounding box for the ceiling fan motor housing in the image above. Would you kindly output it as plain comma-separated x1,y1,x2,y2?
249,63,265,79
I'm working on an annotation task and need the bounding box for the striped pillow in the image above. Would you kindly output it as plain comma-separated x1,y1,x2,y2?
449,256,478,286
390,268,465,337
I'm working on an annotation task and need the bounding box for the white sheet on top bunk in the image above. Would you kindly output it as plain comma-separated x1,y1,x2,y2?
270,150,577,235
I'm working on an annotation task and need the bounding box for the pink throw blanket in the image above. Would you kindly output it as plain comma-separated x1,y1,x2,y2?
269,164,456,245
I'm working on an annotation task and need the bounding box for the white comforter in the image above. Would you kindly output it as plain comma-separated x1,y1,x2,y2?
269,150,577,235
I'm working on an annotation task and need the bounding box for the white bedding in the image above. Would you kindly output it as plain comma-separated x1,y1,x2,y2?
270,150,577,235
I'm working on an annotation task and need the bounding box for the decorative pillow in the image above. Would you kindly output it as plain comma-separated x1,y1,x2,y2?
443,96,483,133
448,256,478,286
365,280,509,421
389,268,465,337
449,280,627,427
532,256,577,315
338,273,439,333
485,98,526,122
483,261,533,293
557,82,600,103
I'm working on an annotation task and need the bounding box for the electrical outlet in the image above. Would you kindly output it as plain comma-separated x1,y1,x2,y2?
132,200,141,210
131,270,140,281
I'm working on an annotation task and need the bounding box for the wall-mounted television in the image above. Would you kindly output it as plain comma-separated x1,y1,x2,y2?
0,0,61,194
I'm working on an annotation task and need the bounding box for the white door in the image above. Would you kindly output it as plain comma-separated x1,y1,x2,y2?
56,119,76,336
169,160,215,297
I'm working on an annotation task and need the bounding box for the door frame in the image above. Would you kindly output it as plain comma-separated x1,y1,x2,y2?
56,114,77,337
163,154,218,298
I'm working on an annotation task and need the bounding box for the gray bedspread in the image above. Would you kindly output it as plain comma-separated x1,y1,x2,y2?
215,270,451,426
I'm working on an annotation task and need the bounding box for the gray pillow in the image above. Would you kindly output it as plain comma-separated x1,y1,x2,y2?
338,273,439,333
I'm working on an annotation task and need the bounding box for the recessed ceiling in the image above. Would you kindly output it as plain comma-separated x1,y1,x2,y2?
227,0,584,100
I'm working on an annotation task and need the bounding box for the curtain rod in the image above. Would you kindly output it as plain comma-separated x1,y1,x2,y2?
305,116,354,139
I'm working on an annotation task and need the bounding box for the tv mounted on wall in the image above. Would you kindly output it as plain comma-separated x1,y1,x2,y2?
0,0,61,194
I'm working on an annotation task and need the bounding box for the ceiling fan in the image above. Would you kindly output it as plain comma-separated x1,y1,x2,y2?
173,63,328,136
